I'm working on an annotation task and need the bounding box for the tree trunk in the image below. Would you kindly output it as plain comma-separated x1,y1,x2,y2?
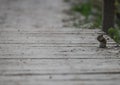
102,0,115,33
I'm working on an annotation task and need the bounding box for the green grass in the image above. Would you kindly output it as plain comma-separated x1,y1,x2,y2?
108,28,120,44
71,2,92,19
69,0,102,28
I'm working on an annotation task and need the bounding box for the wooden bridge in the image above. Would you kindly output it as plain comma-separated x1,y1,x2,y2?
0,0,120,85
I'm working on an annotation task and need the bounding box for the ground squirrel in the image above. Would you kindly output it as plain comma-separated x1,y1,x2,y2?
97,34,107,48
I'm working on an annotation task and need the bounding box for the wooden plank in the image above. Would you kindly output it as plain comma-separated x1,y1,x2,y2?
0,33,115,44
0,44,119,59
0,81,119,85
0,28,102,33
0,31,100,36
0,59,120,74
0,32,100,38
1,74,120,80
0,74,120,85
0,37,98,44
0,0,119,85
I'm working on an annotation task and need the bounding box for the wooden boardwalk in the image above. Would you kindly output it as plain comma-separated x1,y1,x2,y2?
0,0,120,85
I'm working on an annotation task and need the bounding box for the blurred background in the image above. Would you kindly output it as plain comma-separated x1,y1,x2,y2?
63,0,120,44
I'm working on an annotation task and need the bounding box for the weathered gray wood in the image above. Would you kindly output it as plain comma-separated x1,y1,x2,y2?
102,0,115,33
0,76,120,85
0,32,115,44
1,74,120,81
0,74,120,85
0,0,119,85
0,59,120,74
0,28,102,34
0,81,120,85
0,44,119,59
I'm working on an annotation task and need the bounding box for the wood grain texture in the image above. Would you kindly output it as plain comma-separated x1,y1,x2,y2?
0,0,119,85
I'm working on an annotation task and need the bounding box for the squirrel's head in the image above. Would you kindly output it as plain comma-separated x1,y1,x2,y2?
97,34,104,41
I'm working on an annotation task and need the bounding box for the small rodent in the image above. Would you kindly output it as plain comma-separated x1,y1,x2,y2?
97,34,107,48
